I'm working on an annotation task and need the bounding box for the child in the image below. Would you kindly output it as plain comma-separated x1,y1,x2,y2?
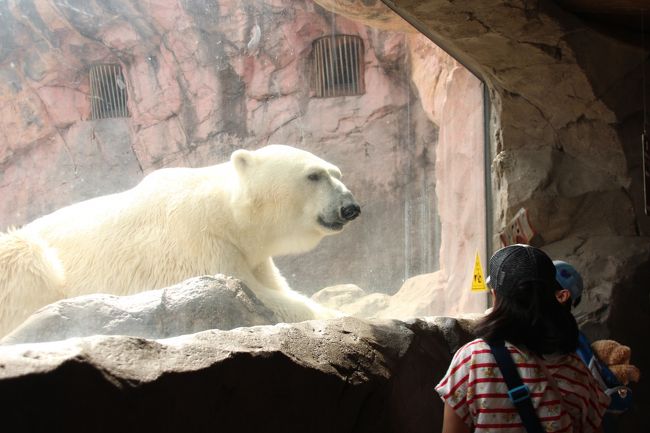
436,244,609,433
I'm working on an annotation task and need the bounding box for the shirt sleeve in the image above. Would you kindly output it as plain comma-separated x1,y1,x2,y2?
434,340,476,426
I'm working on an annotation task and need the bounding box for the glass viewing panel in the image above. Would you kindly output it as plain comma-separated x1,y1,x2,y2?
0,0,487,327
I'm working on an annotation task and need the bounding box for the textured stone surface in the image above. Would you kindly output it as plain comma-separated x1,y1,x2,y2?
313,0,414,32
382,0,645,244
0,316,476,433
1,275,277,345
312,284,391,317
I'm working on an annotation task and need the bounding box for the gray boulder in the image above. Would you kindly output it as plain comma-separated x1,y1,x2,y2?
0,316,476,433
1,275,277,344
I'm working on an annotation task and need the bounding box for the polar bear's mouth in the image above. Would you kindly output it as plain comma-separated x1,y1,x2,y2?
317,215,344,231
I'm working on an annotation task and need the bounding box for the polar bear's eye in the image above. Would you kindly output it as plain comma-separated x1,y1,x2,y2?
307,173,320,182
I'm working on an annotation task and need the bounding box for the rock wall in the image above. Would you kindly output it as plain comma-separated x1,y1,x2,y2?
338,39,488,319
0,316,476,433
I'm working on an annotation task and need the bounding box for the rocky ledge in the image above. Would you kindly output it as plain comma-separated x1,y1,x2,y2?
0,315,475,433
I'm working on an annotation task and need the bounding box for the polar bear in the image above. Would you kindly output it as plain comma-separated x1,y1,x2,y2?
0,145,360,336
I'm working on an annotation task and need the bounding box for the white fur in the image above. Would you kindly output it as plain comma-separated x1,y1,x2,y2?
0,145,357,336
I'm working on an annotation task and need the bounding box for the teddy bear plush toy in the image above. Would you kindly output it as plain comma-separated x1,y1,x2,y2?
591,339,641,385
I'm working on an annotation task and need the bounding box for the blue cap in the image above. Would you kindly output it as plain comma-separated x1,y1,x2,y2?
553,260,583,307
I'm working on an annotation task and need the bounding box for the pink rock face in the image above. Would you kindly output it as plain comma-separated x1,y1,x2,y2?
0,0,487,316
35,85,88,127
367,34,488,319
432,65,487,316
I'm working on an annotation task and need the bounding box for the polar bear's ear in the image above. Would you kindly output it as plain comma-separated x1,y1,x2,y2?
232,149,254,175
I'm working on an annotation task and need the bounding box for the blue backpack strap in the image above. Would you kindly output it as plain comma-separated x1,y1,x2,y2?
488,340,546,433
576,332,594,367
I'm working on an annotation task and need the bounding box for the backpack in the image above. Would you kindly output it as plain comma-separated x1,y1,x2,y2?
576,332,633,415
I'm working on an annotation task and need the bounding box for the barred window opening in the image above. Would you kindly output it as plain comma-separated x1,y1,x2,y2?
89,64,129,120
311,35,364,98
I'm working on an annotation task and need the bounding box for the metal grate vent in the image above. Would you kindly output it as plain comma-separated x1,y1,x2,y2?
311,35,364,98
89,64,129,119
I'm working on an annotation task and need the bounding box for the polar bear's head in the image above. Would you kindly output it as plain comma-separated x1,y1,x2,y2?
231,145,360,256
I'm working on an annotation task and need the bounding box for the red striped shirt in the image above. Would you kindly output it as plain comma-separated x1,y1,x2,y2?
435,338,610,433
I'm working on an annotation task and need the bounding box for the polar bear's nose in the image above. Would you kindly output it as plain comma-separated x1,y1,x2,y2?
340,203,361,221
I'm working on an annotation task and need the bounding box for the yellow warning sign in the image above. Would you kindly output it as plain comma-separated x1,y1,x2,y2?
471,251,488,292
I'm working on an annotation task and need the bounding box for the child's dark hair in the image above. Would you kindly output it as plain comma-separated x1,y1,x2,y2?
474,279,579,356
